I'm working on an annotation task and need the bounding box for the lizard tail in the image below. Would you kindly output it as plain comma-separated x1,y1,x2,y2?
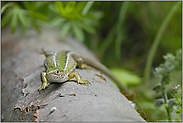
80,54,130,95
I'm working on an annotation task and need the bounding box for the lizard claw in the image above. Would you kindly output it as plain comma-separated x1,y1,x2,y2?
38,83,50,91
78,80,91,84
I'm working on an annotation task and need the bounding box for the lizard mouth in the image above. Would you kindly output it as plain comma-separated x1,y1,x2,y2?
47,70,68,82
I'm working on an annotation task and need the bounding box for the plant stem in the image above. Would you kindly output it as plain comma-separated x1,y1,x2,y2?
163,91,172,121
115,1,129,59
99,25,116,56
143,1,181,88
162,79,172,121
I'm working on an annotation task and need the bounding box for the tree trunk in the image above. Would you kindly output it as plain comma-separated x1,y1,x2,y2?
1,26,145,122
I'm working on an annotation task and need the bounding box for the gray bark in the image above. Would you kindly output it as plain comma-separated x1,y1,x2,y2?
1,27,145,122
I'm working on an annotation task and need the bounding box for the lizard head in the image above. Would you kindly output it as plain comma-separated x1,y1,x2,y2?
46,69,68,82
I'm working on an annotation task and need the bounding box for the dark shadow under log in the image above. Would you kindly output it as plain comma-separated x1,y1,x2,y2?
1,27,145,122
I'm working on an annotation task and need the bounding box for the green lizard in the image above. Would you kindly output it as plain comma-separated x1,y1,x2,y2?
38,49,147,118
38,49,130,95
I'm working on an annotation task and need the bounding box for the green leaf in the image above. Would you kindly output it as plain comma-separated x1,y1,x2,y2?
1,2,14,14
18,10,30,28
55,1,64,16
28,11,48,21
155,98,164,106
49,17,65,27
1,10,13,27
23,1,37,10
32,19,41,34
64,1,76,14
75,2,87,13
110,68,141,86
20,25,27,35
11,9,18,33
59,21,71,37
72,21,84,42
80,21,95,34
153,84,165,94
22,1,30,10
65,14,80,20
168,98,175,107
48,4,59,14
164,75,171,84
29,2,38,11
81,13,97,21
83,11,103,20
81,1,94,15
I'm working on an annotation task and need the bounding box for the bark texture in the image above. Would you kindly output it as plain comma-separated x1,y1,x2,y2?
1,27,145,122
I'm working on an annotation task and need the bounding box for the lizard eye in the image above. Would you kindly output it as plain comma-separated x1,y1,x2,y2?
55,70,60,74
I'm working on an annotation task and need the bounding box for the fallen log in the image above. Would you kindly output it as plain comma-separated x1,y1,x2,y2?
1,26,145,122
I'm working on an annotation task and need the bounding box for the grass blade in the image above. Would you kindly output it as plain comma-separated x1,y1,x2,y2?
143,1,181,88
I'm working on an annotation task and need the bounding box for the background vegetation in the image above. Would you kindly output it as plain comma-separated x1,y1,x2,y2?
1,1,182,122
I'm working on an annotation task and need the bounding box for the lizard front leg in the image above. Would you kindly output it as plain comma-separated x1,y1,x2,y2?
38,72,50,91
68,71,90,84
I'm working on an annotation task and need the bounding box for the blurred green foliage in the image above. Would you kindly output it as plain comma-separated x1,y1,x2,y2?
1,2,48,34
1,1,182,122
152,49,182,121
144,1,181,89
1,1,102,41
110,68,141,86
